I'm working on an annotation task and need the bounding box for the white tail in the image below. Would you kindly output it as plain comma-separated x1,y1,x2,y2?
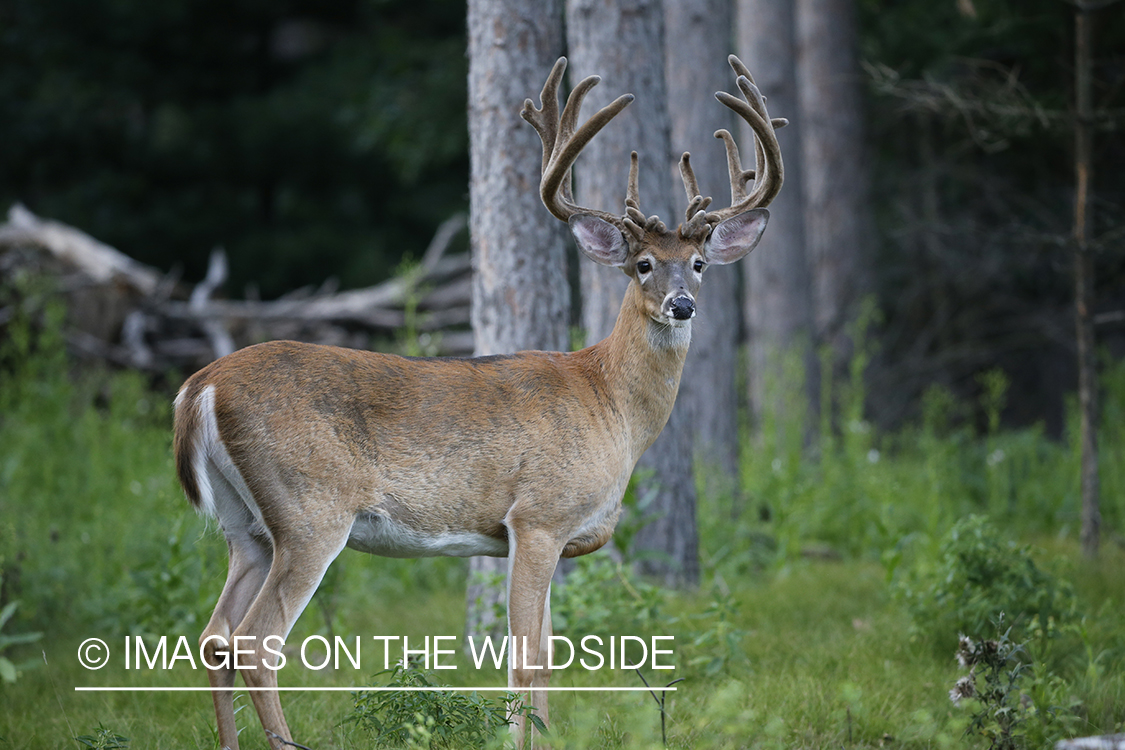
174,55,784,750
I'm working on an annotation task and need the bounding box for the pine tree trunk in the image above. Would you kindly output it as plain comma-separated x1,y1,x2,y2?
665,0,742,494
566,0,699,587
738,0,816,438
465,0,568,638
794,0,871,374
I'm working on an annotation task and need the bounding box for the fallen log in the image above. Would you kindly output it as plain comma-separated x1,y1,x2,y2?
0,205,474,369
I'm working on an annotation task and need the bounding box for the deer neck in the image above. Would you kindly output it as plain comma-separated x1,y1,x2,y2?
597,279,691,459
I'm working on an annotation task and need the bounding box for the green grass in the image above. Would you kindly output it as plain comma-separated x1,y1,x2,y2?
5,550,1121,748
1,297,1123,748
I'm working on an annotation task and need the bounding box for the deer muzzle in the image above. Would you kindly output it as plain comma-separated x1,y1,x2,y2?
667,294,696,321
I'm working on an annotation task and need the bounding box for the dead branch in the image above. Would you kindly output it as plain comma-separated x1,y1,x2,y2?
0,205,474,370
0,203,165,296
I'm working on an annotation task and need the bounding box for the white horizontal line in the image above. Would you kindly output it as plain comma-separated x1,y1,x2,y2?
75,686,676,692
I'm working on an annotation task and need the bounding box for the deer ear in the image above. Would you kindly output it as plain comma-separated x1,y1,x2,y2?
570,214,629,267
705,208,769,265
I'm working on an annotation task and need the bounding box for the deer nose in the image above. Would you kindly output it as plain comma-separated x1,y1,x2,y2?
669,295,695,320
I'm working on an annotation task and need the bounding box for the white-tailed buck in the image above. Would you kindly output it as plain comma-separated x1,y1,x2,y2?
173,54,784,749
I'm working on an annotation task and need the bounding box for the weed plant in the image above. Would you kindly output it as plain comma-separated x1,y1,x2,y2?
949,616,1084,749
0,577,41,683
350,665,540,749
73,724,131,749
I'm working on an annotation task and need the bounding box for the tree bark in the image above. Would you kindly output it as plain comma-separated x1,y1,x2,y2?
665,0,742,493
566,0,699,587
738,0,816,440
465,0,569,637
794,0,871,373
1074,3,1100,558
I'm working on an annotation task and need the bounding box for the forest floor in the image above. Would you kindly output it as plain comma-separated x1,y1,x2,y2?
1,309,1124,749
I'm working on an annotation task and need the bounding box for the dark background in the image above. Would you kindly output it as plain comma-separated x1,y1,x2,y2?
1,0,1122,430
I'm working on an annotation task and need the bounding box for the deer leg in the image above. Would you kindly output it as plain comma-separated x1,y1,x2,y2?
198,466,274,750
505,525,561,749
200,531,272,750
232,519,351,750
531,589,553,728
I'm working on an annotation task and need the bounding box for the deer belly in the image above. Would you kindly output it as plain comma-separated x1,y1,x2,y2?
346,511,508,558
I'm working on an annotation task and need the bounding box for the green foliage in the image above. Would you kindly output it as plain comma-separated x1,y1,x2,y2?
551,554,665,638
949,616,1083,749
673,588,749,676
350,665,542,749
0,286,219,635
103,517,216,640
0,584,42,684
893,516,1078,646
74,725,130,749
725,336,1125,583
2,275,1125,746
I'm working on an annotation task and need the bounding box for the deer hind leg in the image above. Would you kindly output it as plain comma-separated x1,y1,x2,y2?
201,531,272,750
505,524,562,749
232,512,353,750
198,468,273,750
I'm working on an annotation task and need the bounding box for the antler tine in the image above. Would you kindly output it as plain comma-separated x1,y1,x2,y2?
678,153,713,238
520,57,566,176
626,151,641,210
521,57,635,225
713,128,753,205
679,152,700,204
727,53,755,86
707,55,785,223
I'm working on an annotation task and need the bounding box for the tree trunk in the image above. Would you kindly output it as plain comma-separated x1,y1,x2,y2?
794,0,871,380
566,0,699,587
738,0,816,443
465,0,568,638
665,0,742,495
1074,2,1100,558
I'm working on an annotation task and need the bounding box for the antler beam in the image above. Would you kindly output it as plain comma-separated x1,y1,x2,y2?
693,55,787,227
521,57,635,226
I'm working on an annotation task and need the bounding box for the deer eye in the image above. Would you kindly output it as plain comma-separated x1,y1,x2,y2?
636,260,652,274
693,260,704,273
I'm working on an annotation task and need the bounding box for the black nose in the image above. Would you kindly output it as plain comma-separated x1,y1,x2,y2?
670,296,695,320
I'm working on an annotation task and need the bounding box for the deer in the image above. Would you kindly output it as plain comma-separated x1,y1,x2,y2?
172,54,784,750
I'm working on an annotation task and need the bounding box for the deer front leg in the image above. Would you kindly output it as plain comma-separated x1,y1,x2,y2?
533,589,553,727
505,524,562,749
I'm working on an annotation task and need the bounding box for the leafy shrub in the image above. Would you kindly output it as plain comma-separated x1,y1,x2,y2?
894,515,1078,646
350,665,542,749
103,517,216,639
551,553,665,638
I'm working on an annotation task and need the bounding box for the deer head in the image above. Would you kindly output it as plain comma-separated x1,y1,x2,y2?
521,55,786,329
